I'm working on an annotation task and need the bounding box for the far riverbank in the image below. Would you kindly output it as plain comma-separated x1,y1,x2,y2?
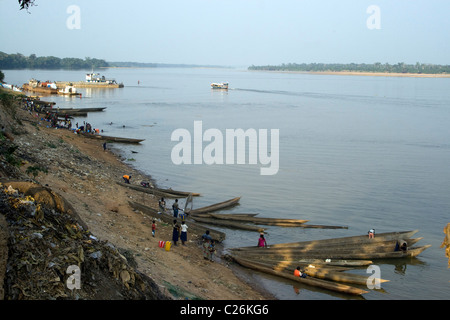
249,70,450,78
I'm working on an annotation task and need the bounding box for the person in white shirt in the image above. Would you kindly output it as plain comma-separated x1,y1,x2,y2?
180,221,188,245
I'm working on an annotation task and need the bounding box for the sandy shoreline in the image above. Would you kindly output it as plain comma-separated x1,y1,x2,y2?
0,90,274,300
249,70,450,78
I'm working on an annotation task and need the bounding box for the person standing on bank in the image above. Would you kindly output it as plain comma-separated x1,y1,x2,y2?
152,219,156,237
158,197,166,214
202,230,214,261
180,221,188,245
172,199,179,218
172,219,180,246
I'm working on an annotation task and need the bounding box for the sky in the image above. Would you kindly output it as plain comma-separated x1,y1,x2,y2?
1,0,449,67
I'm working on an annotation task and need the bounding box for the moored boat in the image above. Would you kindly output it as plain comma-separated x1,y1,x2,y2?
231,256,368,296
46,107,106,113
231,244,431,261
191,215,266,232
80,132,144,144
211,82,229,90
233,230,420,251
22,79,58,94
187,197,241,215
209,213,308,226
57,85,82,96
117,182,190,199
55,72,124,88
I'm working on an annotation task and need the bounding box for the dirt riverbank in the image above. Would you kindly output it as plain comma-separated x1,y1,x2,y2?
0,89,274,300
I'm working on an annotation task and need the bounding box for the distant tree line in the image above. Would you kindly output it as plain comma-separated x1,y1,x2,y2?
248,62,450,74
0,52,110,70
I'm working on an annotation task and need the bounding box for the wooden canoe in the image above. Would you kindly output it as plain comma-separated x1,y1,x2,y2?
187,197,241,215
191,215,265,232
232,230,420,251
232,256,368,295
231,245,431,261
117,182,192,199
264,258,374,267
231,238,423,255
209,213,308,226
81,133,144,144
128,200,226,242
194,213,259,219
47,107,106,113
233,258,388,286
149,187,200,197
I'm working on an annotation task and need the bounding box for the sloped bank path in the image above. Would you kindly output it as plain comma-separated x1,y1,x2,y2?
0,95,273,300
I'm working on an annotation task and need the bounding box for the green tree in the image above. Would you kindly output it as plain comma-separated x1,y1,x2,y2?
18,0,36,11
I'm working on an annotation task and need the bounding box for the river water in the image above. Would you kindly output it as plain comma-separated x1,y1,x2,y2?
4,68,450,300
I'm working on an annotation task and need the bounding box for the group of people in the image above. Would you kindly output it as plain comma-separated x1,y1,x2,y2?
21,98,106,135
156,196,216,260
171,219,189,246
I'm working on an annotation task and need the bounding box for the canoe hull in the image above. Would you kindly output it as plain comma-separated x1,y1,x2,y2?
232,257,368,296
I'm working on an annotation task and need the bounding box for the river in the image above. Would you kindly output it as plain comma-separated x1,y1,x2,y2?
4,68,450,300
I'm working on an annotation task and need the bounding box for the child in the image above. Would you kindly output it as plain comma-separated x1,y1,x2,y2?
258,233,268,248
152,219,156,237
294,266,307,278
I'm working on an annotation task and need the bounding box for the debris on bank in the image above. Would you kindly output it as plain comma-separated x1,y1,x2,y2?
0,182,171,300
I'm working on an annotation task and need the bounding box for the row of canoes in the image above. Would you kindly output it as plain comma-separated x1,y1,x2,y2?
118,182,431,296
231,256,371,296
227,230,431,296
230,230,430,260
35,102,146,143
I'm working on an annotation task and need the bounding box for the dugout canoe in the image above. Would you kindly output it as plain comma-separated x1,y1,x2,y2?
233,258,388,286
194,213,259,219
150,187,200,197
263,258,374,267
80,133,144,144
231,238,423,255
231,245,431,261
191,215,266,232
232,230,420,251
209,213,308,226
232,257,368,295
47,107,106,113
117,182,189,199
187,197,241,215
207,212,344,229
128,200,226,242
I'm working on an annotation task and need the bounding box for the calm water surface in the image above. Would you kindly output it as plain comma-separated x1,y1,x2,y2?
4,68,450,300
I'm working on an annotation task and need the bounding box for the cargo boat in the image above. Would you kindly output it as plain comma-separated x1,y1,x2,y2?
22,79,58,94
55,72,124,88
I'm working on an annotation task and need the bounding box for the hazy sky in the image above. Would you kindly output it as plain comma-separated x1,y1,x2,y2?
1,0,449,66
